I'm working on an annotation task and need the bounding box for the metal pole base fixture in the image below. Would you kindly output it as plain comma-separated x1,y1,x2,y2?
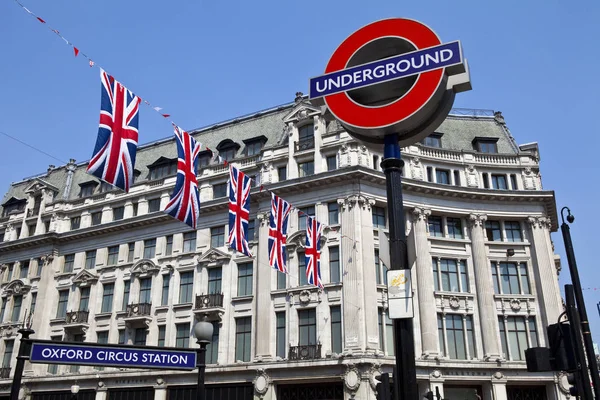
382,134,418,400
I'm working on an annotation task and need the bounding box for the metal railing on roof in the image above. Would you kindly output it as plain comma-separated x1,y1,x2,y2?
449,108,495,117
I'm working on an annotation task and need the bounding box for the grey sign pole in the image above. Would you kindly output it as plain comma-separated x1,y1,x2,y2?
10,328,34,400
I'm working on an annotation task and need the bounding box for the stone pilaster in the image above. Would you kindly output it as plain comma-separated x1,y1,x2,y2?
468,213,501,360
101,205,112,224
254,210,272,361
412,207,438,358
527,216,562,329
358,198,379,353
124,200,134,219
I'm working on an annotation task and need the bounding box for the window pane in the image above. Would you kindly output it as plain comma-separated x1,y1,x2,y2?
206,321,220,364
101,283,114,313
176,323,190,348
428,216,443,237
276,312,286,359
328,202,339,225
298,309,317,345
298,253,307,286
331,306,342,354
208,268,222,294
329,246,340,283
447,218,463,239
165,235,173,256
372,206,386,228
235,317,251,362
237,263,253,297
179,271,193,303
161,275,170,306
520,263,531,295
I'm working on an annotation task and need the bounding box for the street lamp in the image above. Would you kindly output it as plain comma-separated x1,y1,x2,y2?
193,315,213,400
70,384,80,400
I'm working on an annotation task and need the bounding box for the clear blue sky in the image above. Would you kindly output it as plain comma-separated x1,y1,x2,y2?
2,1,600,340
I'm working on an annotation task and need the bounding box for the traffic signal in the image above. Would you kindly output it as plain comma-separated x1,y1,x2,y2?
374,372,390,400
423,391,434,400
547,322,577,372
566,373,578,396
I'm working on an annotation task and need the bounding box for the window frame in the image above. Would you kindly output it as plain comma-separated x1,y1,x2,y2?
179,271,194,304
210,226,225,248
237,263,253,297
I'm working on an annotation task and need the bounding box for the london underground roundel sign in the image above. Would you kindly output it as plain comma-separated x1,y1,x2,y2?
310,18,472,146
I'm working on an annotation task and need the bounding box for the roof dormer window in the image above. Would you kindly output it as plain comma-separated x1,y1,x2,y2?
473,138,499,154
79,181,98,198
1,198,26,217
196,150,213,174
422,133,443,148
216,140,240,162
148,157,178,180
243,136,268,157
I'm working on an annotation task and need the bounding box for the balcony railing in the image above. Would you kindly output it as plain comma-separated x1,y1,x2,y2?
65,310,89,324
288,344,321,361
126,303,152,317
195,293,224,309
295,137,315,152
0,367,10,379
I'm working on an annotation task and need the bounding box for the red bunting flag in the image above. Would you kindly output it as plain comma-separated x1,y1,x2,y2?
36,17,45,23
89,60,94,67
162,114,170,118
73,47,79,57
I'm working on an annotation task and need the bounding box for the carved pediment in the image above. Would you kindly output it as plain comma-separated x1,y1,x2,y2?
72,270,98,287
3,279,31,296
287,230,306,249
131,259,160,277
282,103,321,124
24,178,59,195
197,248,231,267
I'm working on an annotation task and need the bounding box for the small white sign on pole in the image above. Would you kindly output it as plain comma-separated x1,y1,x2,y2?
386,269,414,319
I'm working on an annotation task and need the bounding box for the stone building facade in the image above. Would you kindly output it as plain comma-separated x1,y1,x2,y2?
0,96,569,400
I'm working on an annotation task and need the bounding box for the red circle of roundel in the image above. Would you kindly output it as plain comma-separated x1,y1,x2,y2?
324,18,444,130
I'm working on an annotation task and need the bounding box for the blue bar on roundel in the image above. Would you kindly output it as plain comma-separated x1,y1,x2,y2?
309,41,462,99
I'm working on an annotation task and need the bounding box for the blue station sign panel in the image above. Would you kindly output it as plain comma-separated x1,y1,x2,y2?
30,342,197,370
309,41,462,100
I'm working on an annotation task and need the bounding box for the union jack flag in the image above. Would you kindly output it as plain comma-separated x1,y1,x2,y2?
268,193,292,273
164,124,202,228
305,217,324,288
227,165,252,257
87,69,141,192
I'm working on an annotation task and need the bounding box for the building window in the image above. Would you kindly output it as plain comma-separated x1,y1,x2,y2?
2,340,14,369
147,198,160,213
19,261,29,279
275,312,286,359
57,290,69,319
11,296,22,322
298,161,314,177
70,216,81,230
245,141,263,156
179,271,194,303
277,269,286,290
0,231,4,243
491,174,508,190
211,226,225,247
139,278,152,304
235,317,252,362
149,160,177,180
134,328,147,346
91,211,102,226
118,330,126,345
474,139,498,153
99,182,113,193
436,169,450,185
113,206,124,221
122,281,130,310
219,147,237,161
106,246,119,266
27,223,36,237
161,275,170,306
30,293,37,314
372,206,386,228
446,218,463,239
158,326,166,347
505,221,523,242
176,323,190,348
453,170,461,186
63,254,75,273
183,231,197,253
499,316,536,361
47,336,62,374
298,206,315,231
298,252,307,286
213,183,227,198
237,263,253,297
375,249,388,285
373,155,380,171
438,314,475,360
328,202,339,225
298,309,317,345
127,243,135,262
85,250,97,269
485,221,502,241
329,246,340,283
510,174,518,190
299,124,314,140
34,258,43,277
165,235,173,256
132,202,138,217
79,183,96,198
330,306,342,354
247,220,255,241
197,154,211,171
432,258,469,293
97,331,109,345
326,155,337,171
423,134,442,148
492,262,531,295
378,309,395,356
79,287,90,311
428,216,443,237
101,283,114,313
206,322,220,364
5,264,12,282
427,167,433,182
143,238,156,259
208,268,222,294
278,166,287,181
0,299,5,323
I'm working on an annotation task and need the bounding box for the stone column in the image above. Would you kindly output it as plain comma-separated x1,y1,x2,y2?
340,196,365,353
160,192,171,210
94,385,108,400
358,198,379,353
412,207,438,358
254,210,272,361
81,210,92,229
468,214,501,360
154,383,167,400
138,197,149,216
491,372,508,400
527,216,562,329
101,205,112,224
286,124,298,180
124,200,134,219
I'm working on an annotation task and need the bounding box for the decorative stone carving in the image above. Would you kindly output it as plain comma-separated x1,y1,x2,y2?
155,377,165,386
412,207,431,221
468,214,487,228
3,279,31,296
556,372,571,396
368,364,383,390
430,369,442,379
510,299,521,312
449,296,460,310
343,364,361,393
522,167,536,190
466,165,479,187
527,216,552,230
72,270,99,287
298,290,311,305
493,371,504,380
197,248,231,267
253,369,270,397
409,157,423,180
131,260,160,277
